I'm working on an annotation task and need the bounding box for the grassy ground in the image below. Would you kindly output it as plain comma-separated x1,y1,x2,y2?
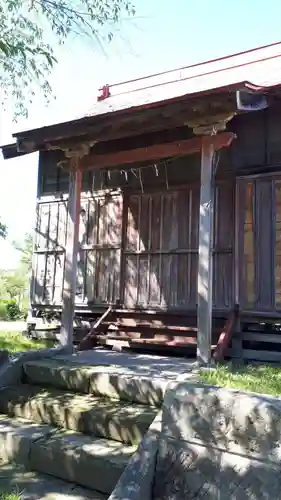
200,364,281,396
0,331,53,354
0,494,20,500
0,332,53,500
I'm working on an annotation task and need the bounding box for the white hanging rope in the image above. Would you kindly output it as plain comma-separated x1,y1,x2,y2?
164,161,169,190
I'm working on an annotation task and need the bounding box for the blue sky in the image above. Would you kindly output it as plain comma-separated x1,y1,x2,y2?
1,0,281,268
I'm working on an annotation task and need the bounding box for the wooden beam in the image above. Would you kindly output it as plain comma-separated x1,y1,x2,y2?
14,94,237,155
81,132,235,171
197,136,215,365
60,161,82,350
196,132,236,365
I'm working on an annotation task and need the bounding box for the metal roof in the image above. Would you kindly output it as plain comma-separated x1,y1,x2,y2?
88,41,281,116
3,41,281,158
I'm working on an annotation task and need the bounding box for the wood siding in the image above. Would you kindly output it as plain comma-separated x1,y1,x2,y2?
238,173,281,312
123,189,200,309
33,201,67,304
32,178,234,311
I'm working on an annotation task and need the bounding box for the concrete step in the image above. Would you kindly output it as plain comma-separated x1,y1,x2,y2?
0,462,107,500
23,358,167,407
29,428,136,495
0,384,157,445
0,414,134,495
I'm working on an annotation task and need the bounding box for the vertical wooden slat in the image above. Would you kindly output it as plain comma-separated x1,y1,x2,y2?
275,180,281,308
158,195,164,305
136,195,141,305
234,180,240,305
60,164,82,350
147,196,152,305
119,192,128,306
187,190,193,303
197,137,215,365
255,180,274,310
213,183,234,309
237,181,249,308
30,205,39,305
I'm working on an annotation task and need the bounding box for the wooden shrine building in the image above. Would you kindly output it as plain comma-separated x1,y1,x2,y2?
3,42,281,364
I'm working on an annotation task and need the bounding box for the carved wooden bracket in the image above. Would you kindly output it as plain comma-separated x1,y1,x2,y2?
189,113,236,136
203,131,236,151
47,140,97,170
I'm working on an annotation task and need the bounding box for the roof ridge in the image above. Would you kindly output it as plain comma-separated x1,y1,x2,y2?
104,41,281,90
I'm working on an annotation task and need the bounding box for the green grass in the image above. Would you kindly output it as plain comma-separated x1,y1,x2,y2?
0,493,20,500
0,331,54,354
199,364,281,396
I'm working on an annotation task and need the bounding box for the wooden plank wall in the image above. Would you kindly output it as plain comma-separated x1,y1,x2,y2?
123,189,200,309
33,193,123,306
32,178,234,310
238,174,281,313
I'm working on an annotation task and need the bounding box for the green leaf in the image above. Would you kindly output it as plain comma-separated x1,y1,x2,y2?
0,0,136,119
0,40,10,56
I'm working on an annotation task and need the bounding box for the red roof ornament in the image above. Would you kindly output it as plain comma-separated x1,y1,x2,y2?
97,84,110,102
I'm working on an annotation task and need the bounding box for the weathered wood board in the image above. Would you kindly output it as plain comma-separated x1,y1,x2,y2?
32,175,234,311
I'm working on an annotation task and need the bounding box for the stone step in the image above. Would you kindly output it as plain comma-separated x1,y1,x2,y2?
23,358,167,407
0,414,134,496
0,384,157,445
0,462,107,500
30,428,136,495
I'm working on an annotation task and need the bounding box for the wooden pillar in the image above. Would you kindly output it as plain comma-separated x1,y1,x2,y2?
197,136,215,365
60,159,82,350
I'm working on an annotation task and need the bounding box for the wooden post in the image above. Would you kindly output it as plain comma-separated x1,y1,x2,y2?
197,136,215,365
60,159,82,350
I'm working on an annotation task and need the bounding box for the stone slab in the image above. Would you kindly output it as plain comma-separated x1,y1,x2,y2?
108,412,162,500
29,429,136,495
108,434,157,500
0,347,68,389
71,486,108,500
89,371,167,407
0,415,54,466
153,437,281,500
23,359,98,394
161,382,281,463
0,385,157,445
0,463,107,499
23,359,168,406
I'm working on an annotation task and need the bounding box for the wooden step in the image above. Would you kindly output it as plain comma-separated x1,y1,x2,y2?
97,333,218,349
106,328,198,338
106,322,199,332
77,307,228,353
97,334,198,345
108,316,198,328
